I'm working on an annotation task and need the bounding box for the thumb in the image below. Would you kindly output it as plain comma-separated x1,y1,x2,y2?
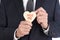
35,7,46,14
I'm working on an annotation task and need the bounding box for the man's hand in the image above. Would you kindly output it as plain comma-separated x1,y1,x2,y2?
35,7,48,29
16,21,32,38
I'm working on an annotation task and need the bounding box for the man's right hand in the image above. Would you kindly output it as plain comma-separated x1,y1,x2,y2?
16,21,32,38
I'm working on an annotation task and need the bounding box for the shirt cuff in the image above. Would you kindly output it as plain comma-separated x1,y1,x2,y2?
42,26,50,35
52,37,60,40
13,29,19,40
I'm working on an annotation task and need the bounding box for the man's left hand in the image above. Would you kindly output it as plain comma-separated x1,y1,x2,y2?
35,7,48,29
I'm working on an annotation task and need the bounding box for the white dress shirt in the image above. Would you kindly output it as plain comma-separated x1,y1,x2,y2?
13,0,49,40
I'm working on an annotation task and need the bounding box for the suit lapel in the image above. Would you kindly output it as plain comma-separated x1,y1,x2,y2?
42,0,56,14
35,0,45,10
42,0,56,21
14,0,25,21
14,0,24,11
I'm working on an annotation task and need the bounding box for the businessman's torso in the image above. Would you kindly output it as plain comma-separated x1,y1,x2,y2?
1,0,56,40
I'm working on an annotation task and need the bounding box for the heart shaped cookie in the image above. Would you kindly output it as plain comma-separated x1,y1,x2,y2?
23,11,36,22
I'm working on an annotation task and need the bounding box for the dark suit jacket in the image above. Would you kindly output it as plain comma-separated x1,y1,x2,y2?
0,0,58,40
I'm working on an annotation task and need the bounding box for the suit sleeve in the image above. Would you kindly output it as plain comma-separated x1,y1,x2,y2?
48,20,60,37
0,1,16,40
48,9,60,37
42,0,60,37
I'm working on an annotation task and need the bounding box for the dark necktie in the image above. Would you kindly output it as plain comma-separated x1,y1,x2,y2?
26,0,34,12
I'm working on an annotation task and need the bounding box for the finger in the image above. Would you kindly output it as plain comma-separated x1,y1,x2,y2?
37,13,48,19
37,10,48,16
35,7,42,14
37,16,47,21
37,17,48,25
23,28,31,32
35,7,46,14
19,24,31,30
37,18,42,23
37,15,48,19
37,17,45,24
20,21,32,26
23,31,29,35
36,12,44,17
21,29,30,35
23,25,31,29
39,7,47,13
18,26,31,35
